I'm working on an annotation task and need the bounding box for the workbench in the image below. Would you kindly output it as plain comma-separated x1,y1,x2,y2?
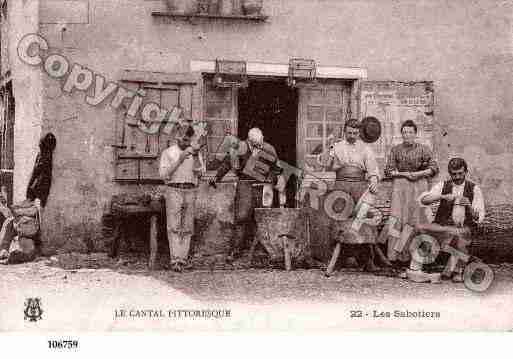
107,194,164,269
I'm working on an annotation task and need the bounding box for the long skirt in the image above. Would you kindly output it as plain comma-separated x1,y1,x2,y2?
331,180,378,244
386,177,430,261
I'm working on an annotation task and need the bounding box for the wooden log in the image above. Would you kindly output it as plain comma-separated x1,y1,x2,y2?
148,215,158,270
109,221,122,258
373,244,392,267
282,235,292,271
325,242,342,277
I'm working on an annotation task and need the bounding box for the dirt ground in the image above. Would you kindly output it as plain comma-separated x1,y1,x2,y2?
1,252,513,332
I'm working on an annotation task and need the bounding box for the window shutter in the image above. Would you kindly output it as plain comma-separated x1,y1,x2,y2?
114,71,202,183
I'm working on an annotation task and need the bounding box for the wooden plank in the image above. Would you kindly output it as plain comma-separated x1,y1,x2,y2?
143,88,161,155
124,124,147,155
115,159,139,181
148,215,158,270
140,159,161,181
351,79,360,121
191,72,204,122
179,84,193,119
114,81,139,158
159,88,180,154
120,70,198,85
151,12,269,22
325,243,342,277
114,111,127,151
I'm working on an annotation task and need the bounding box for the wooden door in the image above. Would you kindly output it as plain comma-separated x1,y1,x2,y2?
0,82,14,204
297,81,352,173
203,79,238,172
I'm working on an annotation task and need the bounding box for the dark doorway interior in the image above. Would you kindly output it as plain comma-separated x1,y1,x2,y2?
238,80,299,207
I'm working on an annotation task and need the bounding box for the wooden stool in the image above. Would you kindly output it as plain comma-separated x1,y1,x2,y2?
109,199,163,270
325,231,391,276
325,241,343,277
325,224,365,277
252,208,311,270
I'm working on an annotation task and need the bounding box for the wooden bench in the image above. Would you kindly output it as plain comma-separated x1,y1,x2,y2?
107,195,164,270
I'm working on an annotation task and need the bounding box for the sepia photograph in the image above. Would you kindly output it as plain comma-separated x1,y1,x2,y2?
0,0,512,340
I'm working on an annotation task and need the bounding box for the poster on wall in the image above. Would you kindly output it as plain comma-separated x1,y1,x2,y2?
360,81,435,170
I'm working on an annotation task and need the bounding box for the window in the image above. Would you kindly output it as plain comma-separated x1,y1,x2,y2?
298,82,352,172
203,77,237,171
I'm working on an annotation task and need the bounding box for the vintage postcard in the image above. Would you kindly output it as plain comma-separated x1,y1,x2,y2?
0,0,512,340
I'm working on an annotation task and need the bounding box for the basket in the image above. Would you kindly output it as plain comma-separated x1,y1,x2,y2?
471,204,513,263
14,216,39,238
11,201,38,218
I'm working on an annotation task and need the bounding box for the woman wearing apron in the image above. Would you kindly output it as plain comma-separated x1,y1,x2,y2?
384,120,439,265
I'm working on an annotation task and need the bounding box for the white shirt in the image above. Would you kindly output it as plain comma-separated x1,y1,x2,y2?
159,144,205,186
418,181,486,223
328,139,380,180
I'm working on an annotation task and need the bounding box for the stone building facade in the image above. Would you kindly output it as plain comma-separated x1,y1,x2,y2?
1,0,512,259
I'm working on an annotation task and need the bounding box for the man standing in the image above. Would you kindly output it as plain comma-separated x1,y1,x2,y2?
411,157,485,282
159,124,205,272
320,119,381,272
209,127,282,261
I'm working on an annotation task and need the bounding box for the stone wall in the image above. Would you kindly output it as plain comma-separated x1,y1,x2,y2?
7,0,512,258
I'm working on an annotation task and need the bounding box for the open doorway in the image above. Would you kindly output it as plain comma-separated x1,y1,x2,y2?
238,79,299,207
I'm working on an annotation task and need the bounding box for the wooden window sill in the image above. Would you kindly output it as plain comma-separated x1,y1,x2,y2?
151,12,269,22
117,154,159,160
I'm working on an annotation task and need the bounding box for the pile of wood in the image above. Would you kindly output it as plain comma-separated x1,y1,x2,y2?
471,204,513,263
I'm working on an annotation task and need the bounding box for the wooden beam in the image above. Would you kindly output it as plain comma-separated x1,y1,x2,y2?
191,60,367,79
120,70,198,85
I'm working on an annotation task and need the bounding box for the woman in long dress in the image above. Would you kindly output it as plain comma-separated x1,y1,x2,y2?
384,120,439,264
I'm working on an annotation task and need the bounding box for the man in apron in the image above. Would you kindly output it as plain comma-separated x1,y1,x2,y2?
319,119,381,271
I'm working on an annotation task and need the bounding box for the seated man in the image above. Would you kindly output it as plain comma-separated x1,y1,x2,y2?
411,157,485,282
0,132,56,260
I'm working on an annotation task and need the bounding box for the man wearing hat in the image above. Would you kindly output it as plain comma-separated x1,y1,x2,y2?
319,118,381,272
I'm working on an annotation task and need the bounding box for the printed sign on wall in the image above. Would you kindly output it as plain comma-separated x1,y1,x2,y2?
360,81,435,170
